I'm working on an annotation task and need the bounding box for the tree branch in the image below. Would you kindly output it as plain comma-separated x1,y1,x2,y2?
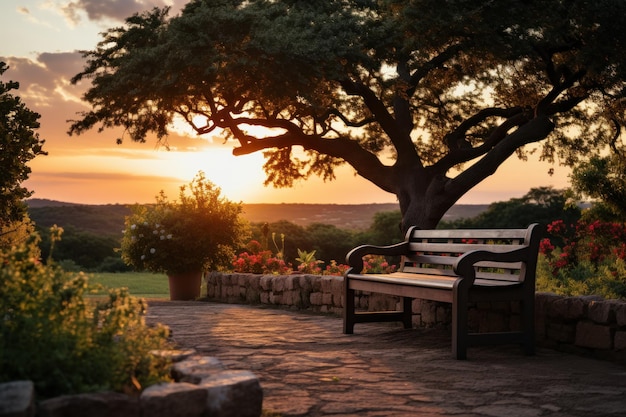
444,115,555,200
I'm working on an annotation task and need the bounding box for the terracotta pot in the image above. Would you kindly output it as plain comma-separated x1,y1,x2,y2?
167,271,202,300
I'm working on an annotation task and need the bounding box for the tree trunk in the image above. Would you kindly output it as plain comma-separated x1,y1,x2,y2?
396,169,458,231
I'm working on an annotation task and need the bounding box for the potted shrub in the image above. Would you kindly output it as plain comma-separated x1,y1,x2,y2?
121,172,250,300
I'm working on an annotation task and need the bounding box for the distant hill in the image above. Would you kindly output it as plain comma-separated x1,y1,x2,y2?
26,199,489,236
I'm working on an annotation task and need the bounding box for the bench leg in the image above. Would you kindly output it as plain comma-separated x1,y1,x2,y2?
522,296,535,355
343,279,356,334
452,291,468,360
402,297,413,329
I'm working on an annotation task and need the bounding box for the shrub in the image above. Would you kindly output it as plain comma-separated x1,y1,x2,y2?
121,172,249,275
538,219,626,299
362,254,397,274
322,260,350,276
232,240,292,274
0,234,172,399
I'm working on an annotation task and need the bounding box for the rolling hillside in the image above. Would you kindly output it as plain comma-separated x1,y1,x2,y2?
26,199,488,235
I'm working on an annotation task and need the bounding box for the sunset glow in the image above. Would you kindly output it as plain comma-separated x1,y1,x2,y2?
3,1,571,207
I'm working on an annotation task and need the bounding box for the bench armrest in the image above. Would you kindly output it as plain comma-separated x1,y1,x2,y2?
453,247,530,285
345,241,409,274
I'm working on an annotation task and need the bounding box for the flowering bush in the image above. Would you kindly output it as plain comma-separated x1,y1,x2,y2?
323,260,350,276
121,172,249,275
296,249,324,274
232,240,292,274
538,218,626,299
362,254,397,274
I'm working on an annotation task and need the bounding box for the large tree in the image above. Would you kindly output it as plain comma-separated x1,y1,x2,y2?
0,62,47,229
69,0,626,229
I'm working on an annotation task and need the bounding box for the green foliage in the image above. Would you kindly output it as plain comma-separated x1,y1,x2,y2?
295,249,323,274
247,221,356,267
121,172,250,274
0,235,172,399
538,219,626,299
0,214,36,252
69,1,626,229
38,225,119,270
440,187,581,229
0,62,47,227
569,155,626,221
537,254,626,300
28,203,130,238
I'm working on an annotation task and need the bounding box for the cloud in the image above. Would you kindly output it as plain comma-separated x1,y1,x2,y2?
60,0,187,24
0,53,86,110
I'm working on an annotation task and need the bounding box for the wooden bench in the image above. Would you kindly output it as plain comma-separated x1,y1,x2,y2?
343,224,543,359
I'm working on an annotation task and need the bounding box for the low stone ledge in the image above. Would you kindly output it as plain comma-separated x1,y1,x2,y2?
1,352,262,417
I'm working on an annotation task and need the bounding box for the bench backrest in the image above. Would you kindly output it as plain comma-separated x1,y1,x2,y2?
401,224,542,283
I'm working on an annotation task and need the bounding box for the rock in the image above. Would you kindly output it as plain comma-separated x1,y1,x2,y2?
171,356,224,383
200,370,263,417
37,392,138,417
140,382,207,417
0,380,34,417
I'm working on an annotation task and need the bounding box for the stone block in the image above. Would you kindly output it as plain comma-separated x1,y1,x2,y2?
272,276,285,292
330,276,343,293
297,275,313,292
320,276,334,293
259,275,273,291
322,292,333,306
141,382,207,417
614,331,626,351
171,356,224,384
588,300,615,324
282,290,296,305
0,380,34,417
616,303,626,326
200,370,262,417
420,303,437,326
259,292,269,304
575,321,612,350
550,297,584,320
284,275,297,290
38,392,139,417
310,292,322,305
310,275,325,289
436,304,452,326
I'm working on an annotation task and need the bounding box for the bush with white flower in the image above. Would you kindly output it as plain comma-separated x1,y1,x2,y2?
120,172,250,275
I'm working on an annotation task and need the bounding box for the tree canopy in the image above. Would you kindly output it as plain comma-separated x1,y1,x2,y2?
0,62,47,229
69,0,626,229
569,155,626,221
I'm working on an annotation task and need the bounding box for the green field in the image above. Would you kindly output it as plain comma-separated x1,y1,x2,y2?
90,272,171,298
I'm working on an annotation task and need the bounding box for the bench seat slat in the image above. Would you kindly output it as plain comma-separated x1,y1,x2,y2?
408,242,527,253
348,272,523,288
408,229,529,239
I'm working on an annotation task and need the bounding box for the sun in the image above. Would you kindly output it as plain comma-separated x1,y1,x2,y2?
160,147,269,202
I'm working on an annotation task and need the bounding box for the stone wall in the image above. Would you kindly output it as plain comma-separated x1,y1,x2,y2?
0,350,262,417
205,272,626,365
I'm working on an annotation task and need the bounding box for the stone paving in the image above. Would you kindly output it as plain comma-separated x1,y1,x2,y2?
146,300,626,417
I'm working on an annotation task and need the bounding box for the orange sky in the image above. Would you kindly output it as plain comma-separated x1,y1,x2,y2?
2,1,571,206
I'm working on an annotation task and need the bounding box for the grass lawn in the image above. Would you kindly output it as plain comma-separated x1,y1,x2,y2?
90,272,171,298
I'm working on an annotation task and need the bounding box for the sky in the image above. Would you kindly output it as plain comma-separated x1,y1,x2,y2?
0,0,572,206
